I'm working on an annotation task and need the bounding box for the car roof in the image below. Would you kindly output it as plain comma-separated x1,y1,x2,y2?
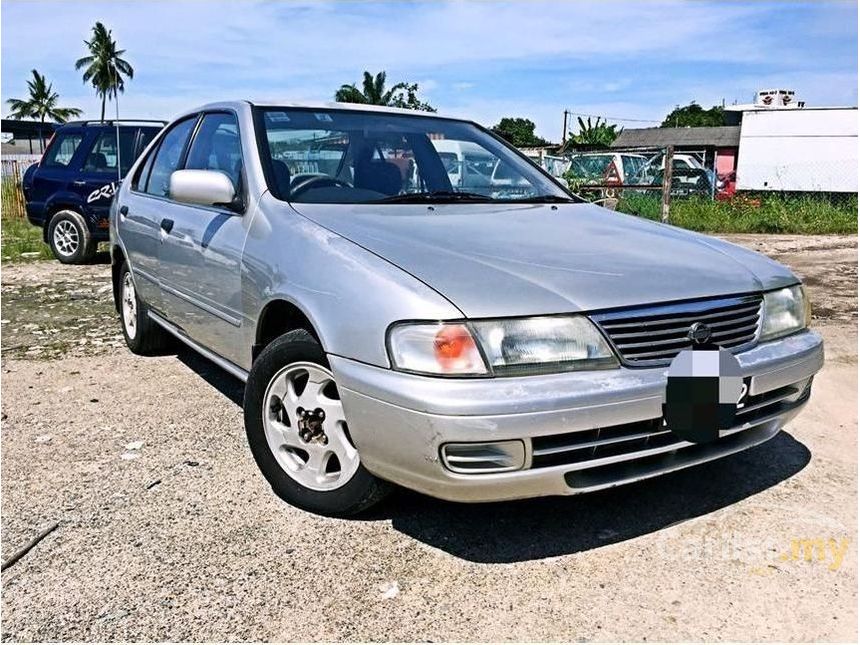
185,100,457,121
58,120,165,131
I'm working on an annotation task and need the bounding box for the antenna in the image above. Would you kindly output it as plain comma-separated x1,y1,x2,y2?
112,64,121,183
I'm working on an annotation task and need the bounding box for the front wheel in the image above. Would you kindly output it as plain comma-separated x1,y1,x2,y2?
243,329,390,516
47,210,96,264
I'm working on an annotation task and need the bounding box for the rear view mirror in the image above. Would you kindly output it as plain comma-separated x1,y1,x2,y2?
169,169,239,211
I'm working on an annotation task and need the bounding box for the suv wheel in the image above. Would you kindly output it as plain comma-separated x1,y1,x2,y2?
48,210,96,264
118,261,171,355
244,329,390,516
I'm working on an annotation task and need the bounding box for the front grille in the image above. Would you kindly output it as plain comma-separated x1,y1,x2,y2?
592,294,763,366
530,379,811,476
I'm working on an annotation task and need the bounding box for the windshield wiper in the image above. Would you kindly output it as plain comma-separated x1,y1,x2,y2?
371,191,494,204
504,194,577,203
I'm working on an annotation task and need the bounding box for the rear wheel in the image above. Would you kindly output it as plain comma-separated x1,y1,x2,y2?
118,261,171,355
47,210,96,264
244,329,390,516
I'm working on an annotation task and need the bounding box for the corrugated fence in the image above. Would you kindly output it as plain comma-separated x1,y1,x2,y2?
1,156,39,219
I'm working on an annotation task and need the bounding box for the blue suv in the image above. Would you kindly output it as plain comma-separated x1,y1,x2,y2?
22,120,164,263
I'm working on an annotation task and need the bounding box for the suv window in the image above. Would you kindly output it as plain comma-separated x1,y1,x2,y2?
42,132,84,168
143,116,198,197
83,129,138,175
185,113,243,191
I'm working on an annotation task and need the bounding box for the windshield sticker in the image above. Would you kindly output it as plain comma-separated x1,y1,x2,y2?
267,112,291,123
314,113,333,122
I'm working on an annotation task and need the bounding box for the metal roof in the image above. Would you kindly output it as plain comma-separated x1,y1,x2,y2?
611,125,741,148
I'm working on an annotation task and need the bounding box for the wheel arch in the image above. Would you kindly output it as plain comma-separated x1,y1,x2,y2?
254,298,324,362
43,199,87,242
111,244,127,313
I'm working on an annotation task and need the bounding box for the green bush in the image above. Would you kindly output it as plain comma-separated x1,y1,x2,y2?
613,193,857,234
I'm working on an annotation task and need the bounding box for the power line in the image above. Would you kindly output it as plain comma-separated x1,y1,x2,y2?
565,109,661,124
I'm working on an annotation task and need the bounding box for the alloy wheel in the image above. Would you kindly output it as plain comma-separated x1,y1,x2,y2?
262,362,359,491
121,272,137,340
53,220,80,257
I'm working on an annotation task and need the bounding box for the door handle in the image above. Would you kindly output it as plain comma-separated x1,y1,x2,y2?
72,180,86,186
119,205,129,217
160,218,174,234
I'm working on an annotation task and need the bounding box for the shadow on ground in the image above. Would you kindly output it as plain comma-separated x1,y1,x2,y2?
176,345,811,564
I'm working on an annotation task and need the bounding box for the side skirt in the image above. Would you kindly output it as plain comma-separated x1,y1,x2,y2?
148,310,249,383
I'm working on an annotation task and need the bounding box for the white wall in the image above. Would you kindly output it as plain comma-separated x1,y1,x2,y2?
736,108,858,192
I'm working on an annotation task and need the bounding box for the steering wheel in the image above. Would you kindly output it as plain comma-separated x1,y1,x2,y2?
290,175,352,199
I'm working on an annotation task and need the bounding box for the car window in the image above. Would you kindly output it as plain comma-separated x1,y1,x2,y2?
258,108,571,204
136,128,160,157
143,116,197,197
82,129,138,175
568,155,612,179
621,156,645,180
184,112,243,191
42,132,84,168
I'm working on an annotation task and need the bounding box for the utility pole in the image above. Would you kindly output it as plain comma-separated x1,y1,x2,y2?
562,110,570,146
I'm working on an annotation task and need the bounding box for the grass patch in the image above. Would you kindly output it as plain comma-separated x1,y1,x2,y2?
1,215,53,262
614,193,858,234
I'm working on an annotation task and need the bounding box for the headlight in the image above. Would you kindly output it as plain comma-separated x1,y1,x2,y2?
760,285,810,342
387,316,618,376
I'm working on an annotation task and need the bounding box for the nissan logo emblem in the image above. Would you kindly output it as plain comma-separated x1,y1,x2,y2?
688,322,712,345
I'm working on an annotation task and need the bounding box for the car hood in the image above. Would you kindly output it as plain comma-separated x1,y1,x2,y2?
291,202,798,318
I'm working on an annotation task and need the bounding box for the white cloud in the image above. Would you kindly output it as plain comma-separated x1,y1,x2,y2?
1,0,855,129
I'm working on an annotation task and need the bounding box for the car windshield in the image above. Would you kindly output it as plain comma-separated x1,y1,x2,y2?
256,107,574,204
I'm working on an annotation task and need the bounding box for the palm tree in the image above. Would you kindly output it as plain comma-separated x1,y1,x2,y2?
335,71,435,112
6,69,83,148
75,21,134,122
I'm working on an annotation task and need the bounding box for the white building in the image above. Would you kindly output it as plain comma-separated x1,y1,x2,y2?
726,95,857,193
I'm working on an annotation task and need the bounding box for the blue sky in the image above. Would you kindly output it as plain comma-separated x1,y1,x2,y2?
2,0,857,140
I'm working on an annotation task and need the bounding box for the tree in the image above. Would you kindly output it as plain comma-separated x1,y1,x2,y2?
566,116,621,148
335,71,435,112
661,102,724,128
6,69,82,147
491,117,549,147
75,21,134,122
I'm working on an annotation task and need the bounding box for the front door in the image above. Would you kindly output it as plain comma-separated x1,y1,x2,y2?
156,111,248,367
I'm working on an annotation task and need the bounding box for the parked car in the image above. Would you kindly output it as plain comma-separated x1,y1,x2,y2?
432,139,495,188
636,152,716,195
22,120,165,263
111,101,823,516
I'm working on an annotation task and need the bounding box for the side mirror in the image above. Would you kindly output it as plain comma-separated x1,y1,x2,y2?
169,169,241,212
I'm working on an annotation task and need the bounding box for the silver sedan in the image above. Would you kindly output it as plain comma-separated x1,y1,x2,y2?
110,101,823,516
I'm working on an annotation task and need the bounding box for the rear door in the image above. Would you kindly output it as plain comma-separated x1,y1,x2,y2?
29,129,86,216
119,116,199,309
77,127,139,227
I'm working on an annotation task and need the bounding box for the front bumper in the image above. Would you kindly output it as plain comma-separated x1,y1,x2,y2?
331,330,824,502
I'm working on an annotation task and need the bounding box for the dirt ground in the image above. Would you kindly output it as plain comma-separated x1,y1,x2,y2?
0,235,856,642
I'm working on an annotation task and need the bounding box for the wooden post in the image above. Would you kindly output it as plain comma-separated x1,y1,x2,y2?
661,145,674,223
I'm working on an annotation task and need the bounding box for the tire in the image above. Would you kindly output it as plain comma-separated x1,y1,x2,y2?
244,329,390,517
47,210,97,264
118,261,171,355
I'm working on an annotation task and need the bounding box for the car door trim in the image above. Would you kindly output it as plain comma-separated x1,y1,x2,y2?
159,280,243,327
148,310,248,381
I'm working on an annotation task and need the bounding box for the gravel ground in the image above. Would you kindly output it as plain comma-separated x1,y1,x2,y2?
0,235,856,642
